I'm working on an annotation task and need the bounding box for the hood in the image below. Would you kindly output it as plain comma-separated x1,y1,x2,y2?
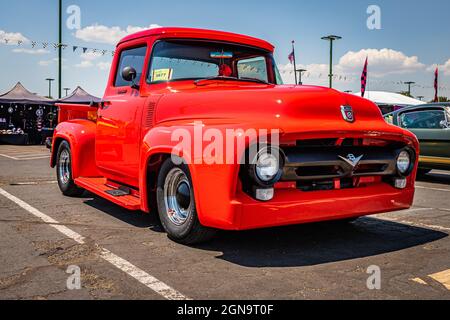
153,83,410,138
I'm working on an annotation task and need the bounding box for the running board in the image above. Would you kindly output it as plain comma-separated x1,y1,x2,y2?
75,177,141,211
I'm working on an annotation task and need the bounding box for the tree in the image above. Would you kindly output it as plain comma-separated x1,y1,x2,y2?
398,91,412,98
428,97,449,103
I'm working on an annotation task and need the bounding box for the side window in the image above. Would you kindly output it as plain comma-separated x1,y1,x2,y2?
399,110,447,129
114,46,147,87
237,56,268,82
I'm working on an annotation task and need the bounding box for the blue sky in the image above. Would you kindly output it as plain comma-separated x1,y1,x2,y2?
0,0,449,100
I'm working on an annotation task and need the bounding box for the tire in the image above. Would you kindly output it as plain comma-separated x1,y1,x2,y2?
56,141,84,197
156,157,216,245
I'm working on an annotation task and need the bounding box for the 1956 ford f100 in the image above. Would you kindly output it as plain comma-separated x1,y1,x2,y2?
51,27,419,244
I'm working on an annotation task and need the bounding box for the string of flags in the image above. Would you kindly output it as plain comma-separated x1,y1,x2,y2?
278,69,450,91
0,36,115,56
1,35,449,92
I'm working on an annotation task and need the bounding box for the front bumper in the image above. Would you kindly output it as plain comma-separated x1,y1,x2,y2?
232,183,414,230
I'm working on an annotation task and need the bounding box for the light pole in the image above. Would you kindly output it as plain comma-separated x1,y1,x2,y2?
296,69,307,85
58,0,63,99
404,81,415,96
64,88,71,96
321,35,342,88
45,78,55,98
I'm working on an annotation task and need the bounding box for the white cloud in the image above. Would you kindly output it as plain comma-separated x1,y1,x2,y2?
75,60,94,68
80,51,103,61
338,48,425,77
443,59,450,76
75,24,161,45
428,59,450,76
0,29,29,45
278,48,428,85
278,63,331,85
39,58,67,67
97,61,111,71
39,60,53,67
13,48,49,55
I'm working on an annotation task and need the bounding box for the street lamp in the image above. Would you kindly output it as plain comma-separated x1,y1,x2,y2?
404,81,415,96
64,88,71,96
296,69,307,85
321,35,342,88
45,78,55,99
58,0,63,99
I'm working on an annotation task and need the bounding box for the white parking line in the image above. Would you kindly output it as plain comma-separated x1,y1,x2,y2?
416,185,450,193
429,269,450,290
0,153,50,161
0,187,189,300
379,216,450,233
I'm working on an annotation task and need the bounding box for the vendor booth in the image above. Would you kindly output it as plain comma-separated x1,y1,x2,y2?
57,86,102,105
0,82,55,145
354,91,424,114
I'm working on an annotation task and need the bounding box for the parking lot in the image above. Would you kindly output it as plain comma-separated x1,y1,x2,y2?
0,145,449,300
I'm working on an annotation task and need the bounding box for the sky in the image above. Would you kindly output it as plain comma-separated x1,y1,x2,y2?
0,0,449,100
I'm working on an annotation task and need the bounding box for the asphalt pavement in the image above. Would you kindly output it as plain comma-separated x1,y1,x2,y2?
0,145,449,300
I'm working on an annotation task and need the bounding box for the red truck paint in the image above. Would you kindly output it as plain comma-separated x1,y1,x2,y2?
51,27,419,232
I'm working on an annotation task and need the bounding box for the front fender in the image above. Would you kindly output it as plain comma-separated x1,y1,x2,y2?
51,120,100,179
139,121,253,228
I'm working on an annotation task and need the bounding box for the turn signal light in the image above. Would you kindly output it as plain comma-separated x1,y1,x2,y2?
255,188,275,201
394,178,407,189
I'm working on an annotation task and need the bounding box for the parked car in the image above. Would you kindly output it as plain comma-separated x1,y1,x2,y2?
384,103,450,174
51,27,419,244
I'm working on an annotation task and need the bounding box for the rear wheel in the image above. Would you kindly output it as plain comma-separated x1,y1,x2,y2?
156,157,216,244
56,141,84,197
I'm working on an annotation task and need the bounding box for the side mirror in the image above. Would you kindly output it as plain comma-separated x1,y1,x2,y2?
122,66,137,82
122,66,140,90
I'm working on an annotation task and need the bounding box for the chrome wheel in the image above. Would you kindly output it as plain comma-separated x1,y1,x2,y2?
164,168,193,226
58,149,71,185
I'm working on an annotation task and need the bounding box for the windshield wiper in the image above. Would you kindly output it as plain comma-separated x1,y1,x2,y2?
194,76,270,86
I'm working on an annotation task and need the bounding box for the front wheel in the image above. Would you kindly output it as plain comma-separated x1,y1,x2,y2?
156,158,216,245
56,141,84,197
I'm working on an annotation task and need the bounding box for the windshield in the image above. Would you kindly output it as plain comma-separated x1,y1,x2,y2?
147,40,280,84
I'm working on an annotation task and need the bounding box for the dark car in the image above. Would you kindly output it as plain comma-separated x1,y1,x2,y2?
384,103,450,174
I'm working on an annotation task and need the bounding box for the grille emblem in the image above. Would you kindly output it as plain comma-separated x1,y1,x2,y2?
341,105,355,123
339,154,364,168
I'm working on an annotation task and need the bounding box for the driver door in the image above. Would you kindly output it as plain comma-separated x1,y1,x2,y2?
96,45,148,187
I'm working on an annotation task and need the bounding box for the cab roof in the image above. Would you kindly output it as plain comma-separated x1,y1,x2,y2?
118,27,275,52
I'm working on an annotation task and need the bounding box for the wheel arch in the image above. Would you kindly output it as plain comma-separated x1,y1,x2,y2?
51,120,100,179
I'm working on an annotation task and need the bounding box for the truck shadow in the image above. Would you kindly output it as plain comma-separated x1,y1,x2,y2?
82,194,447,268
194,218,447,268
83,195,164,232
417,171,450,185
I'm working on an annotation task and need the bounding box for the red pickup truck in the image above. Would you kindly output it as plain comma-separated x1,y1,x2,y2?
51,27,419,244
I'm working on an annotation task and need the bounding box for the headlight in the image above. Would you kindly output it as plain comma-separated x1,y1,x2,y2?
256,153,280,182
247,147,284,186
397,150,411,175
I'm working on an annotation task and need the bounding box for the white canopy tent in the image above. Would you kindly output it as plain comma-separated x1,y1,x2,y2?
353,91,424,106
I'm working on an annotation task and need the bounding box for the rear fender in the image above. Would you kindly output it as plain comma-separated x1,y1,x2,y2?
51,120,100,179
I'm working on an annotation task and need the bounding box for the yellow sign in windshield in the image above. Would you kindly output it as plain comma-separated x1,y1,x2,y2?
152,68,173,82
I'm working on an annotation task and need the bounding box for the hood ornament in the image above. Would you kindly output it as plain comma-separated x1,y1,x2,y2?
339,154,364,168
341,105,355,123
